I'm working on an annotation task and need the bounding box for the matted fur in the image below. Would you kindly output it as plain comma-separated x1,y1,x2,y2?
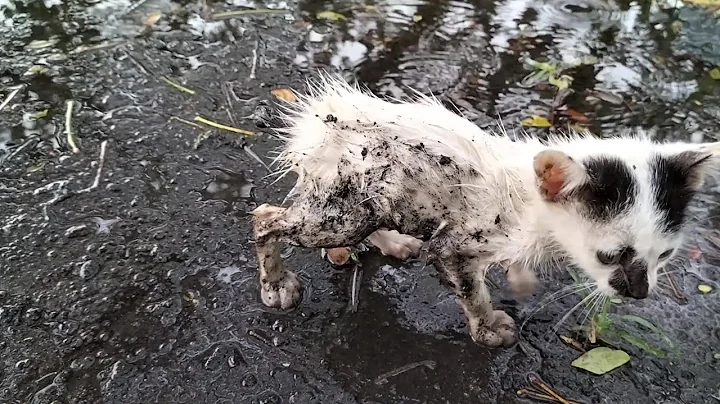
252,72,720,348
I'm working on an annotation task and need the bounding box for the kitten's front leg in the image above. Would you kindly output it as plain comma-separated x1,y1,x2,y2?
435,256,517,348
505,263,538,297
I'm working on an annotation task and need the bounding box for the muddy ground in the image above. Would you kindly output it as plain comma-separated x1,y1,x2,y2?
1,0,720,403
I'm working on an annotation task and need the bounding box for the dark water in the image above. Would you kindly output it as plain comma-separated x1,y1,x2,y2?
1,0,720,403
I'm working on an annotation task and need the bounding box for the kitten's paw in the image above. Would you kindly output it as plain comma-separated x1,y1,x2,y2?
470,310,517,348
260,272,302,310
506,267,538,297
369,230,423,260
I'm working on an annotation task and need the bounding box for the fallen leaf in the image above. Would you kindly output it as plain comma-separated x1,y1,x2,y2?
144,11,162,27
687,247,703,261
589,90,625,105
549,74,573,90
685,0,720,6
566,108,591,125
317,10,346,21
413,14,423,22
271,88,297,103
698,284,713,294
521,116,552,128
30,110,48,119
610,298,622,304
571,347,630,375
710,68,720,80
326,247,351,266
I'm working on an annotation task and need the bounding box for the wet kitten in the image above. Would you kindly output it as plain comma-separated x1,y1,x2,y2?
251,74,720,348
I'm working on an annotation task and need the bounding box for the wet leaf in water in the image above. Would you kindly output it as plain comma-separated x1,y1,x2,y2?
144,11,162,28
590,90,625,105
687,246,703,261
271,88,297,103
549,74,573,90
685,0,720,6
316,10,346,22
571,347,630,375
521,116,552,127
710,68,720,80
698,284,713,293
30,110,48,119
566,109,591,125
325,247,351,266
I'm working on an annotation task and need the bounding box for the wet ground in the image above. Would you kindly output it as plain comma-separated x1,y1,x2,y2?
1,0,720,403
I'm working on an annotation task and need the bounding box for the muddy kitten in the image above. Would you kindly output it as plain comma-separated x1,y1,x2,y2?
251,74,719,348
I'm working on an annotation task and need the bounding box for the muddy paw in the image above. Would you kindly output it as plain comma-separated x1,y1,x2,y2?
470,310,517,348
260,272,302,310
369,230,423,260
506,267,538,297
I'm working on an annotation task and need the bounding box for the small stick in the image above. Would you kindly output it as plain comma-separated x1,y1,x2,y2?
77,140,108,194
194,116,255,136
517,389,583,404
65,100,80,153
170,116,204,129
661,267,686,302
375,360,437,385
0,85,23,112
348,265,362,313
249,40,259,80
559,335,585,353
528,373,572,404
161,77,196,95
212,9,291,19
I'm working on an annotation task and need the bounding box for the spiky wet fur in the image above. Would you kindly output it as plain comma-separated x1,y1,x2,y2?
253,73,720,348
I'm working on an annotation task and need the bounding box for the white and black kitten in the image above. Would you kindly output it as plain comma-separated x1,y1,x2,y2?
251,74,719,348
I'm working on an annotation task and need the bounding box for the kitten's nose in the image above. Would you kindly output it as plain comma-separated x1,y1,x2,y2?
610,259,649,299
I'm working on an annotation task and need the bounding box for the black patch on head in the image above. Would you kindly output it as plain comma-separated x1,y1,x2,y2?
649,152,711,233
576,156,638,221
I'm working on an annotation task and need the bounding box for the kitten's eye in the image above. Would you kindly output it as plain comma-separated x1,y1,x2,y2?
658,249,674,260
596,250,619,265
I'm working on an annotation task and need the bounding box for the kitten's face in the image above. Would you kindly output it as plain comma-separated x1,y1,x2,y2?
534,139,717,299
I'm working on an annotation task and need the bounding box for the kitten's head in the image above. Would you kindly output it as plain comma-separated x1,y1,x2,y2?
533,138,720,299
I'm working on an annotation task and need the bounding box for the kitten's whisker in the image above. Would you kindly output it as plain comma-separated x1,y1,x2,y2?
552,288,599,333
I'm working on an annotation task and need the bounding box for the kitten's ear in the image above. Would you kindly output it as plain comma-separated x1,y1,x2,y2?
679,141,720,190
533,150,589,202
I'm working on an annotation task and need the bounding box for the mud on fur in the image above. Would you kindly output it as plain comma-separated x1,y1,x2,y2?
251,73,720,348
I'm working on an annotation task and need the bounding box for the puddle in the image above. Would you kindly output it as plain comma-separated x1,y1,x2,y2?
200,169,255,206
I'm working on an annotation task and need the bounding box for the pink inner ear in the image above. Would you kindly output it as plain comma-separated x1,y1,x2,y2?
541,164,567,201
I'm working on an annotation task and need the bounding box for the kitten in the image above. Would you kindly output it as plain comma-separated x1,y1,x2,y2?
251,74,719,348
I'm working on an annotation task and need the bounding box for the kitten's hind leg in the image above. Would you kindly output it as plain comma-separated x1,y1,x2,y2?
252,200,383,310
367,229,423,260
435,255,517,348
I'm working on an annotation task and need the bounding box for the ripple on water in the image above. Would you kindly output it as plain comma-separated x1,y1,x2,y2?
200,169,255,209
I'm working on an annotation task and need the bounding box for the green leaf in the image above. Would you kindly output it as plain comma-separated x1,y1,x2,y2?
571,347,630,375
317,10,346,21
521,116,552,128
549,74,573,90
618,332,666,358
619,315,675,348
698,284,713,293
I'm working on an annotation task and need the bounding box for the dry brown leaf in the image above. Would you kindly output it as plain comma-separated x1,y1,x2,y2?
326,247,351,266
144,11,162,27
271,88,297,103
566,108,591,125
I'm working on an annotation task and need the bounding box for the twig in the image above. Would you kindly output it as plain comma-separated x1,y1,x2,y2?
375,360,437,385
212,9,291,19
1,136,39,166
77,140,108,194
0,85,23,112
194,116,255,136
559,335,585,353
169,116,204,129
249,40,259,80
348,265,363,313
161,77,196,95
661,267,686,302
517,389,583,404
65,100,80,153
528,373,572,404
